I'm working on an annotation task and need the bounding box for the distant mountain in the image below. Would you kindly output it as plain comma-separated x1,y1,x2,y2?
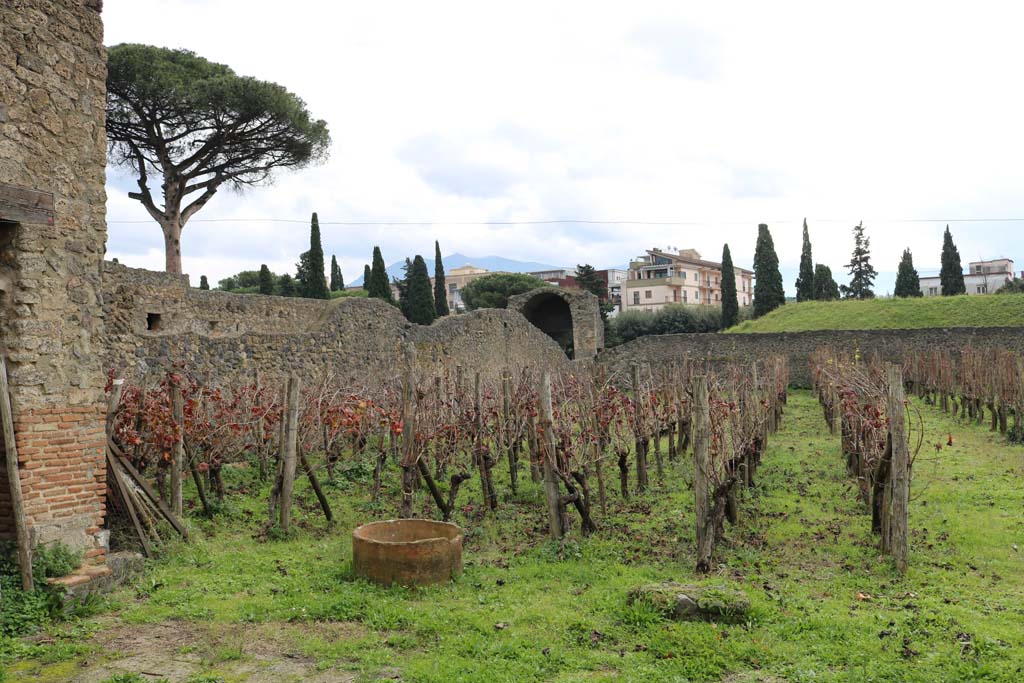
351,253,567,285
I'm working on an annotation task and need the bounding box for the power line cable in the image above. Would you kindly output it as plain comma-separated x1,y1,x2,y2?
106,217,1024,225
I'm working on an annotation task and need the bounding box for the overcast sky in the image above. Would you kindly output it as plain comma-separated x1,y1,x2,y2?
103,0,1024,294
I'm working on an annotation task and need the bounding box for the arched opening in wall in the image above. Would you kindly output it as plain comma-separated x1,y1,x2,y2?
521,292,575,359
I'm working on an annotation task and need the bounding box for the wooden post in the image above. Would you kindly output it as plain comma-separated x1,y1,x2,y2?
632,364,649,492
502,369,517,495
887,364,910,574
169,379,185,518
279,374,301,533
1,356,33,591
539,371,563,539
400,345,417,518
692,374,713,574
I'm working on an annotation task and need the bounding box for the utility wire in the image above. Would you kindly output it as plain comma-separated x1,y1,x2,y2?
105,218,1024,225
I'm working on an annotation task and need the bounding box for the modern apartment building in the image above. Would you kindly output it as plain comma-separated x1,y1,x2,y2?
623,248,754,312
919,258,1016,296
435,264,496,312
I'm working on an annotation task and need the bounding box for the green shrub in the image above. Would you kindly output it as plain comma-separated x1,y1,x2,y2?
607,304,752,345
32,542,82,579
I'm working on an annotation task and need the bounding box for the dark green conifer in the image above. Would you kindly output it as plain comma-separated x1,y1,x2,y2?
404,255,437,325
842,222,877,299
940,226,966,296
720,244,739,328
433,241,450,317
258,264,274,295
752,223,785,318
297,212,329,299
330,255,344,291
894,248,922,297
795,219,815,302
367,247,393,302
813,264,840,300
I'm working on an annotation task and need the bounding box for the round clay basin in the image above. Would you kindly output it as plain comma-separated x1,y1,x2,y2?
352,519,463,587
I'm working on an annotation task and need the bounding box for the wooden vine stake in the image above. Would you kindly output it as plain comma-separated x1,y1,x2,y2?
169,378,184,518
0,356,33,590
691,374,713,574
886,363,910,574
539,371,563,539
400,344,417,518
278,373,301,533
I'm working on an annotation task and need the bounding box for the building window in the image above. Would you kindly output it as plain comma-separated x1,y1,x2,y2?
977,285,987,294
633,292,640,305
645,290,652,299
673,290,679,302
928,287,938,295
146,312,162,331
695,291,700,301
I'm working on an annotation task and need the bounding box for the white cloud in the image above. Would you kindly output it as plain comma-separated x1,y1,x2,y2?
102,0,1024,293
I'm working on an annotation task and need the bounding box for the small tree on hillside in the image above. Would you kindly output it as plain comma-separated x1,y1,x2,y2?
795,219,815,302
842,222,877,299
296,212,329,299
893,248,922,297
363,264,371,290
461,273,549,310
721,244,739,328
277,273,296,297
367,246,393,302
199,275,210,290
330,255,344,292
813,264,840,300
575,264,614,320
404,255,437,325
259,264,275,295
940,226,966,296
753,223,785,318
434,241,450,317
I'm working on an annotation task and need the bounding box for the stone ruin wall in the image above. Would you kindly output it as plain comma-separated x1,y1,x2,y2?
0,0,108,558
600,327,1024,387
101,262,573,390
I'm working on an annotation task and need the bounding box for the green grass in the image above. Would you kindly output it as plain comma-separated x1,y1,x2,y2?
728,294,1024,333
6,392,1024,682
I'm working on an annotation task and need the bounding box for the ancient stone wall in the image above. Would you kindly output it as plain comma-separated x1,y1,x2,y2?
101,263,571,389
599,327,1024,386
0,0,108,557
508,287,604,360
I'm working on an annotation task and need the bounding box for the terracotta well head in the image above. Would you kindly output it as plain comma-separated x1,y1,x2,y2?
352,519,463,587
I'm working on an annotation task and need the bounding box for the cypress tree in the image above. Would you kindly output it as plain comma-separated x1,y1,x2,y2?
395,258,413,317
258,264,275,295
843,222,877,299
363,264,371,290
720,243,739,328
367,246,393,302
433,241,450,317
330,255,344,292
894,248,922,297
297,212,329,299
752,223,785,318
795,218,815,302
939,226,966,295
199,275,210,290
813,264,840,300
404,255,437,325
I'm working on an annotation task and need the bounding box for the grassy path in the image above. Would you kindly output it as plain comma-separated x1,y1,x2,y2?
5,391,1024,682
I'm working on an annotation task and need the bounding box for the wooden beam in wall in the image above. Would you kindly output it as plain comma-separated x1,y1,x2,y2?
0,183,54,226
